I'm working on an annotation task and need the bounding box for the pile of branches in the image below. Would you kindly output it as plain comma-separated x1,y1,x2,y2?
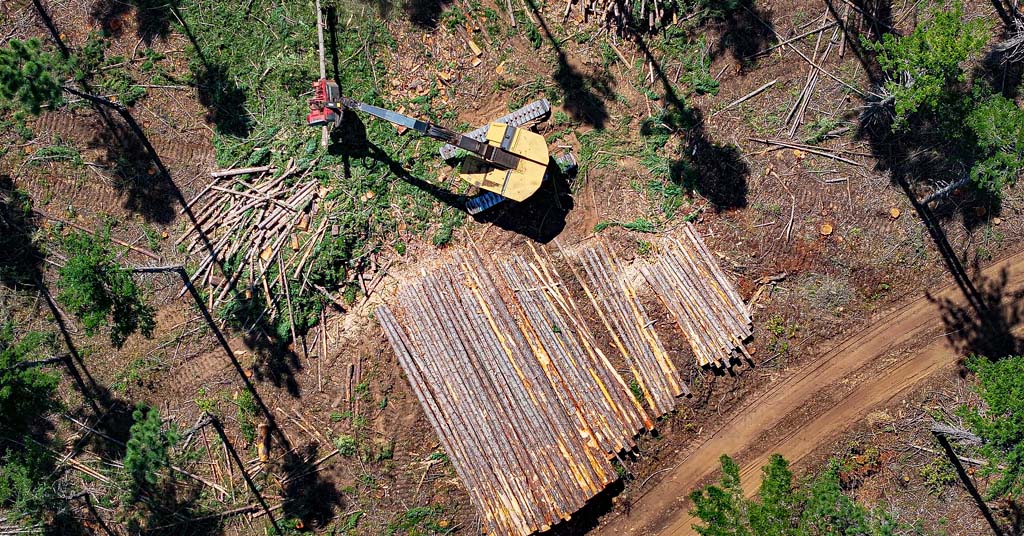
177,161,344,337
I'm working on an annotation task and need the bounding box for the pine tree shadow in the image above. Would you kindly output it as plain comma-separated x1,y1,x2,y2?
527,0,612,129
170,7,252,137
930,264,1024,361
86,110,179,224
0,175,44,290
193,62,252,138
131,477,223,535
633,34,749,211
705,0,777,66
89,0,181,44
279,443,343,530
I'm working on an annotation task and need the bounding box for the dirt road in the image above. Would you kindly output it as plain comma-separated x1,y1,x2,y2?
597,250,1024,536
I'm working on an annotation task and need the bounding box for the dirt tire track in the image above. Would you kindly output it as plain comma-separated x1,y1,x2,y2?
34,110,214,166
597,249,1024,536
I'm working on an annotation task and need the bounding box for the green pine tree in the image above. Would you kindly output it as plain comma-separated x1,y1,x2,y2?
962,355,1024,499
56,229,155,348
123,404,178,495
691,454,901,535
0,38,62,114
864,1,990,129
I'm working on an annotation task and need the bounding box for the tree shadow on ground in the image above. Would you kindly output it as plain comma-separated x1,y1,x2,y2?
403,0,451,28
0,175,44,290
86,110,179,224
171,7,252,137
89,0,181,45
193,62,252,138
632,33,749,211
131,476,223,535
705,0,777,66
279,443,343,530
527,0,612,129
930,264,1024,361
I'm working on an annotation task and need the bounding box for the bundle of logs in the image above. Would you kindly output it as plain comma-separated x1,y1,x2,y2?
378,249,633,536
640,223,753,368
576,242,689,416
176,161,333,332
377,226,751,535
560,0,676,30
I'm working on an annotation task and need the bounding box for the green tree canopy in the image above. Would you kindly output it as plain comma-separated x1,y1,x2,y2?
0,38,63,114
0,324,60,525
123,404,178,496
962,355,1024,499
0,324,58,438
864,2,990,128
690,454,899,536
56,229,155,348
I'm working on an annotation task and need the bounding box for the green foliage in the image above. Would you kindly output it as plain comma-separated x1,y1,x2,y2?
963,94,1024,194
56,229,155,348
0,442,56,525
235,389,258,443
0,38,62,114
864,2,989,128
919,456,957,495
386,505,448,535
629,379,644,403
335,434,358,457
123,405,178,495
690,454,901,535
0,325,59,439
0,326,60,525
594,218,657,233
659,31,719,96
961,355,1024,498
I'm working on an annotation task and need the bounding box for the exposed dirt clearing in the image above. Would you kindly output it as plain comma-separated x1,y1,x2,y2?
596,248,1024,536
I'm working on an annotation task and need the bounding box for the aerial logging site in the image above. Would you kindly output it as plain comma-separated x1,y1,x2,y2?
2,0,1024,534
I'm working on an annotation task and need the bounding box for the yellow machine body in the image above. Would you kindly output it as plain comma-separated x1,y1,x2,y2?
458,122,549,202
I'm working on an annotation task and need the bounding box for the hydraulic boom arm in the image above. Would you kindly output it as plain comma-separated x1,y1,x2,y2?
329,97,521,170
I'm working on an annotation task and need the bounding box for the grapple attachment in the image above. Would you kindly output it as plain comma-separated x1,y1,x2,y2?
306,79,343,127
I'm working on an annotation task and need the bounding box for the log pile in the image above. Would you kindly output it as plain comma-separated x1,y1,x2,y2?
498,248,652,454
378,249,626,536
576,242,689,416
377,227,750,535
639,223,753,368
176,161,330,329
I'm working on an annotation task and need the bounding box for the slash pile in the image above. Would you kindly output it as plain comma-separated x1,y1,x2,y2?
176,161,333,332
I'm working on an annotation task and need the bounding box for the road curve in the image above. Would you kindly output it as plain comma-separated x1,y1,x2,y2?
595,249,1024,536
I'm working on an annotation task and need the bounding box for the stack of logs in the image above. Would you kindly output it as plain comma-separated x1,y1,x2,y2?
576,242,689,416
640,223,753,368
378,249,631,536
377,226,751,535
176,160,332,331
